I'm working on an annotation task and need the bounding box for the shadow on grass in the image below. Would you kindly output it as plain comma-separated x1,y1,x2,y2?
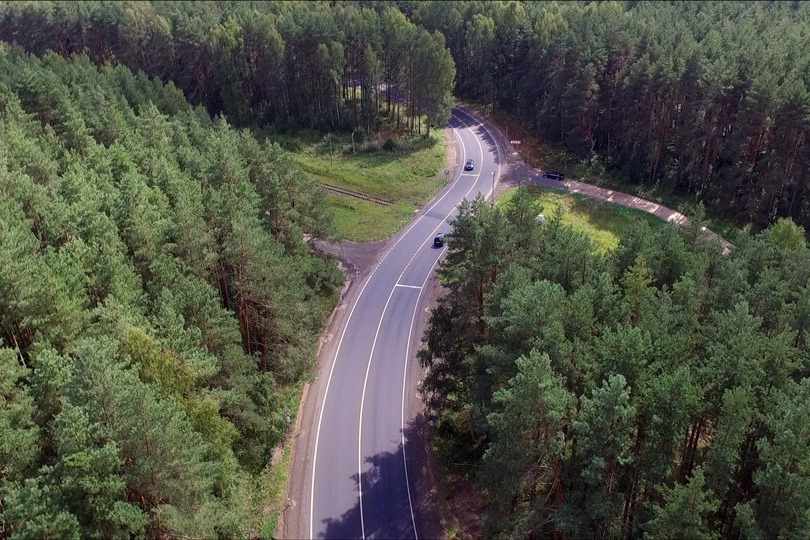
569,194,669,236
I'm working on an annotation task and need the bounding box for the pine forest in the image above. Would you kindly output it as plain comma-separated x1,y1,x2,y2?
420,193,810,538
1,1,809,538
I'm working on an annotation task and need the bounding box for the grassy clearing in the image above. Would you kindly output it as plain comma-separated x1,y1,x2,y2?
498,186,665,254
267,128,449,241
328,195,418,242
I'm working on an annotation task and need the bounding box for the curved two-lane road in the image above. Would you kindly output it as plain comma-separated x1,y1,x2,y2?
300,108,500,539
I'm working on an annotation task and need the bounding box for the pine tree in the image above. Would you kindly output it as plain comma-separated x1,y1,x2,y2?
749,380,810,538
559,374,636,539
644,468,719,540
480,350,575,537
0,348,40,479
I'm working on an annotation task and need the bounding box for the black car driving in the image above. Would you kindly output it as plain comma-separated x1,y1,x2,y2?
433,233,449,247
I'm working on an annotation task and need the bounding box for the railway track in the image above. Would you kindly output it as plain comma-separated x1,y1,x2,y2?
319,182,391,206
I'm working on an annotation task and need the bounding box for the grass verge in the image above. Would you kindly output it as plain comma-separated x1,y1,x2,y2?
328,195,418,242
258,382,302,539
258,444,292,539
284,131,449,241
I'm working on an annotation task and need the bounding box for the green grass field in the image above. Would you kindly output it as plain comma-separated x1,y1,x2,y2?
498,186,666,254
283,130,449,241
328,195,418,243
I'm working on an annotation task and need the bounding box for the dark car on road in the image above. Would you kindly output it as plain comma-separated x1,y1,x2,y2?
464,159,475,171
543,171,565,181
433,233,449,247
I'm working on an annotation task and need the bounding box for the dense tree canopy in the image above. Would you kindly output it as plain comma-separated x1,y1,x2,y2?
409,0,810,229
0,45,342,537
2,1,807,227
419,190,810,538
2,1,810,536
0,0,456,134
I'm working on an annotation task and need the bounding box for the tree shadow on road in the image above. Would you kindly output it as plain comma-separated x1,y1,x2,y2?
317,414,443,540
448,110,503,168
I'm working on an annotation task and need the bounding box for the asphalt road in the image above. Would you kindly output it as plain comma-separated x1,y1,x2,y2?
306,108,501,539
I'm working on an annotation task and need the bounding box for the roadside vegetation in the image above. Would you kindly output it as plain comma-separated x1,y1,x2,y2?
328,197,414,243
2,1,810,539
498,186,665,254
481,105,748,245
422,189,810,538
286,130,449,241
0,46,344,538
0,1,459,535
414,1,810,233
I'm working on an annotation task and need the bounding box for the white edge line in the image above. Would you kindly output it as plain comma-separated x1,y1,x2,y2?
401,250,444,540
397,111,493,275
454,106,503,202
395,109,490,539
357,119,478,537
393,108,498,538
310,245,377,539
310,123,471,538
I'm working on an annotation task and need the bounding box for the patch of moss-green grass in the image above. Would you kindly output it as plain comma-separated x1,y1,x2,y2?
258,444,292,539
498,186,665,254
328,195,418,242
293,131,447,205
293,130,448,241
256,121,452,242
258,382,303,539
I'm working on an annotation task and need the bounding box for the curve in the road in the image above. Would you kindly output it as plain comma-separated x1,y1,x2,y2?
356,277,411,538
354,111,492,539
291,105,732,540
309,109,499,539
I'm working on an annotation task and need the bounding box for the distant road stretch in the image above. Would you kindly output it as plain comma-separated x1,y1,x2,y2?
306,108,501,539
